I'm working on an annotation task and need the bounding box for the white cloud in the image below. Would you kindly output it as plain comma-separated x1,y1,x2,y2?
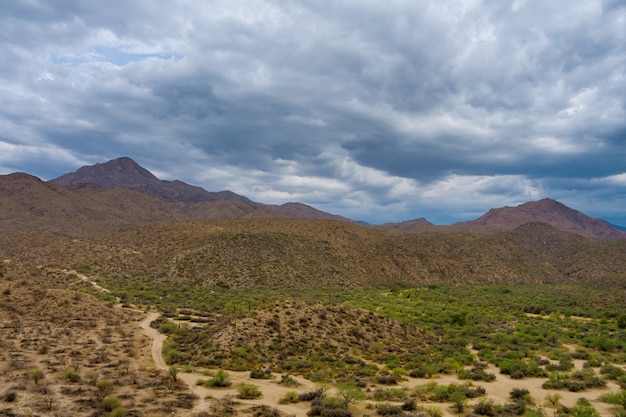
1,0,625,224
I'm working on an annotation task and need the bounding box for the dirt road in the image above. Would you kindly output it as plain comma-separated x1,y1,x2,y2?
138,312,168,371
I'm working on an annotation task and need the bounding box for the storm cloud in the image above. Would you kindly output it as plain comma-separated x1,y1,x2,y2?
1,0,625,224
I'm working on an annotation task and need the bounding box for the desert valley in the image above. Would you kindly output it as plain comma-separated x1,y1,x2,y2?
1,158,626,417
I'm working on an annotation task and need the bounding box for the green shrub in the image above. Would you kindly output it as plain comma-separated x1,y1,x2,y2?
102,396,121,412
308,395,351,417
197,369,232,387
63,369,81,383
510,388,530,400
601,364,626,380
279,374,299,387
474,399,497,416
280,391,300,404
376,375,398,385
237,383,262,399
425,407,443,417
372,388,406,401
250,368,272,379
376,403,403,416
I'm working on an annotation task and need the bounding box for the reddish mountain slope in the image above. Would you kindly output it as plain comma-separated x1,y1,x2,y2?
460,198,626,241
50,157,252,205
0,173,183,234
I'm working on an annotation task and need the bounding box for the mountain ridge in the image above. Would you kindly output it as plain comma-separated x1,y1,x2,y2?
3,157,625,241
50,157,253,205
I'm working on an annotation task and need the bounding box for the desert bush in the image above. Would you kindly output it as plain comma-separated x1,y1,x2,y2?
30,368,44,385
458,365,497,382
376,403,403,416
3,391,17,403
250,368,272,379
601,364,626,380
402,399,416,411
569,398,600,417
409,367,427,378
502,400,527,416
237,383,262,399
308,395,352,417
372,388,407,401
600,389,626,410
102,395,121,412
199,369,232,387
544,393,562,406
63,369,81,383
96,379,113,402
376,375,398,385
425,406,443,417
510,388,530,400
251,405,282,417
450,391,467,413
279,374,299,387
300,389,325,402
473,399,497,416
280,391,300,404
86,370,98,386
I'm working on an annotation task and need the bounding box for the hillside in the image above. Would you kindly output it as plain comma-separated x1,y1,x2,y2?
0,172,185,234
2,218,624,292
1,159,625,291
458,198,626,241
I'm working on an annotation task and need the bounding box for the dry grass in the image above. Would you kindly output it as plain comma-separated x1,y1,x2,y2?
0,283,195,417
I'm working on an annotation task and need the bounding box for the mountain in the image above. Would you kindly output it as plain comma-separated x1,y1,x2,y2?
247,202,351,221
0,172,184,234
458,198,626,241
2,168,626,288
49,157,355,223
5,158,625,241
50,157,253,205
384,217,434,227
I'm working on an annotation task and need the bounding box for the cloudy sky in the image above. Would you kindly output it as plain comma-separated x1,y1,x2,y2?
1,1,625,225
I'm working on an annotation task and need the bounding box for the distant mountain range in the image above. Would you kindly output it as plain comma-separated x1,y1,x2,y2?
1,157,624,241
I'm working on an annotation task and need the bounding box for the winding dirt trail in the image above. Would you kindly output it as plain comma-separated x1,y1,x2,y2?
138,312,168,371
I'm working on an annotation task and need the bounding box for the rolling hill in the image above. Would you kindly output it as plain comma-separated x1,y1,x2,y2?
1,157,625,290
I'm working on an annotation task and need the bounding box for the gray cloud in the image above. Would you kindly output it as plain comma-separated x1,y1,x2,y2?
1,0,625,225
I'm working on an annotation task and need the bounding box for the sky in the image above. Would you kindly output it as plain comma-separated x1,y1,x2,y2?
1,1,625,225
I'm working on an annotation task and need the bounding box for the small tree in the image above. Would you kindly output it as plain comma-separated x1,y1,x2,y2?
206,369,231,387
30,368,44,385
545,393,562,407
96,379,113,402
450,391,467,414
337,382,366,408
570,398,600,417
169,366,179,382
